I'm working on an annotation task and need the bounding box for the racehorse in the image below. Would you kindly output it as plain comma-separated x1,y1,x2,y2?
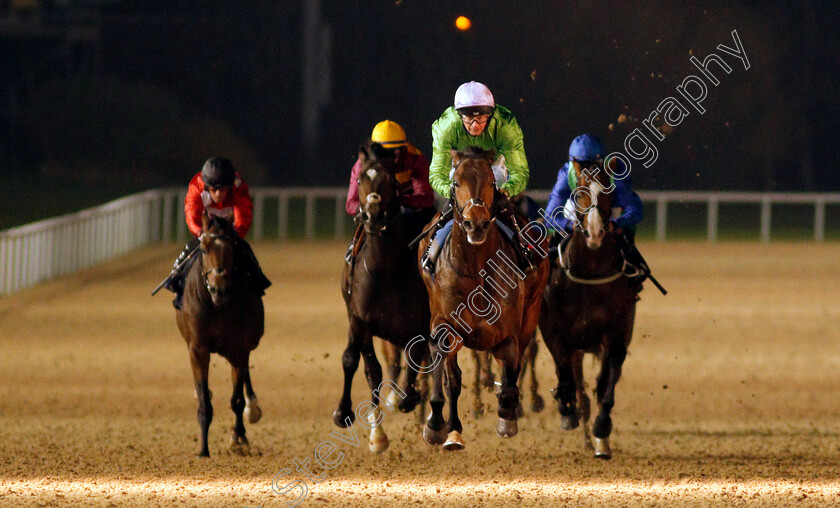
539,158,639,459
418,147,550,450
176,214,264,457
334,140,432,453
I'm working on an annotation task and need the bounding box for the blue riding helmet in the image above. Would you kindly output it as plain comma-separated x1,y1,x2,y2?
568,134,604,162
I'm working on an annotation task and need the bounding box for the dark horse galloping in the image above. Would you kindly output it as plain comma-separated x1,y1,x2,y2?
176,214,264,457
540,159,638,459
418,147,550,450
334,140,431,453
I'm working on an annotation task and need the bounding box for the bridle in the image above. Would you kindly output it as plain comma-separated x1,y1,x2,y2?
450,154,497,228
199,231,237,296
358,164,402,232
561,168,638,285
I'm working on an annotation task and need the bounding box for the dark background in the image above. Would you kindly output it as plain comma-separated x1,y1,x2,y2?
1,0,838,226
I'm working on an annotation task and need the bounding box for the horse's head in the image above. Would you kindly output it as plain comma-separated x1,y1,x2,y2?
199,214,238,306
450,147,496,245
571,159,615,250
356,140,401,236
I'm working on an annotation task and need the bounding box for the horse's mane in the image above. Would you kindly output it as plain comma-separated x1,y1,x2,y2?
205,216,236,238
458,146,494,159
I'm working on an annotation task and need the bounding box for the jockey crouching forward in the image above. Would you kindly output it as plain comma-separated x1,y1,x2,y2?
544,134,650,291
345,120,437,265
420,81,536,273
162,157,271,309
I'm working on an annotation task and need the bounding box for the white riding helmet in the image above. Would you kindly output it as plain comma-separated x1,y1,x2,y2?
454,81,495,111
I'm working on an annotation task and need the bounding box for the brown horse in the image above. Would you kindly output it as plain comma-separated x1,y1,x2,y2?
418,147,549,450
539,159,638,459
176,214,264,457
335,140,432,452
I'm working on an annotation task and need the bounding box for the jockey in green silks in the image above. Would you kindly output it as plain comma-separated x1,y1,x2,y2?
421,81,535,273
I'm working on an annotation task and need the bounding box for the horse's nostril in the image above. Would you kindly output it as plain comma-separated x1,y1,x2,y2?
481,220,490,230
363,212,371,222
463,220,473,230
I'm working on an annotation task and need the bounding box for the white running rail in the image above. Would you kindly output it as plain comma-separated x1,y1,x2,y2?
1,187,838,296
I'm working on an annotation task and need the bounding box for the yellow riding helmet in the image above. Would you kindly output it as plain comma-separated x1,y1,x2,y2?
371,120,407,148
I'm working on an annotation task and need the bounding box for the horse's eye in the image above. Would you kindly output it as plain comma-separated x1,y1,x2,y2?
452,180,460,188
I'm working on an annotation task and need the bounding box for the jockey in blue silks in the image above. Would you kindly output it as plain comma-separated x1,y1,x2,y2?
544,134,650,288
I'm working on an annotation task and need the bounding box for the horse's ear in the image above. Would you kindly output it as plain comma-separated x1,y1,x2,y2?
605,156,618,172
358,142,370,165
450,149,461,167
485,149,496,162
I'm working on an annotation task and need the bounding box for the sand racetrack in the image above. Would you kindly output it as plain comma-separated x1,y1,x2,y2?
0,241,838,507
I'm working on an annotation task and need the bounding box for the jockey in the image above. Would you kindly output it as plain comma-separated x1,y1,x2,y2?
544,134,650,287
421,81,534,273
344,120,436,264
162,157,271,309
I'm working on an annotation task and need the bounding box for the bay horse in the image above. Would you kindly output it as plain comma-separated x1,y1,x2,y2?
417,147,550,450
334,140,431,453
539,158,638,459
176,214,264,457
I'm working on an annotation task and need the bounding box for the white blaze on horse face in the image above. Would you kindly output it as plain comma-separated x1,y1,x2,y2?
586,181,605,248
365,168,377,180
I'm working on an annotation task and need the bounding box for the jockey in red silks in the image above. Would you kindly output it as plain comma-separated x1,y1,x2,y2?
344,120,437,264
162,157,271,309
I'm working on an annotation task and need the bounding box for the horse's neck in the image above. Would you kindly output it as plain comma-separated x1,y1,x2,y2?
186,257,214,307
566,232,621,276
361,224,407,273
448,221,504,277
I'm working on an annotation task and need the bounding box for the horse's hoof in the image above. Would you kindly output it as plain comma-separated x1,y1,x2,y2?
442,430,465,451
496,418,518,438
229,434,250,456
593,436,612,459
531,394,545,413
197,450,210,458
244,403,262,424
397,390,420,413
561,414,579,431
423,424,447,446
369,430,389,454
332,408,355,428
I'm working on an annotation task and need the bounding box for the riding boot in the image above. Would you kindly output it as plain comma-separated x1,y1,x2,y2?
495,192,536,272
419,204,452,275
420,238,442,274
237,239,272,295
616,232,649,291
165,237,199,309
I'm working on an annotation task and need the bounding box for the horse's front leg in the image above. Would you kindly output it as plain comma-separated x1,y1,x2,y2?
523,336,544,412
592,337,628,459
189,345,213,457
423,338,447,446
442,353,465,450
471,350,485,418
333,319,366,428
494,338,522,438
243,369,262,424
395,339,426,414
229,357,250,456
359,338,389,453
